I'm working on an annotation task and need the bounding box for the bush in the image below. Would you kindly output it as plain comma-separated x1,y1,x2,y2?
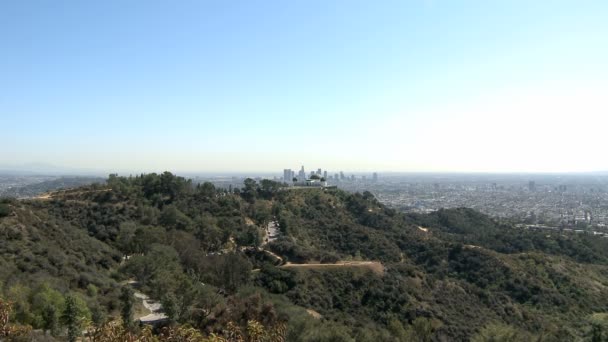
320,252,340,264
0,203,10,217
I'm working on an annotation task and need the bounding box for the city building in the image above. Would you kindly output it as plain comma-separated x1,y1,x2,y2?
283,169,292,182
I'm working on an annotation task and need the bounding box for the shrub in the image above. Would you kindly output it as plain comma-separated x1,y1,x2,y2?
0,203,10,217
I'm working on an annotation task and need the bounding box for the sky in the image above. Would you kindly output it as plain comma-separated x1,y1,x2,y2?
1,0,608,174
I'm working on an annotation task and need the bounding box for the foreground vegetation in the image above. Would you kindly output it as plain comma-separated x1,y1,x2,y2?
2,172,608,341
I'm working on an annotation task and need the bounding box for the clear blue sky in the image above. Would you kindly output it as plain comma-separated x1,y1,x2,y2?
2,1,608,173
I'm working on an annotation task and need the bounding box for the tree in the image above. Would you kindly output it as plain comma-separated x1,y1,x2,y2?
120,286,135,330
160,205,193,231
30,283,64,333
0,203,9,218
242,178,258,203
117,222,138,256
222,253,253,293
62,295,80,342
42,304,59,337
259,179,282,199
161,293,179,323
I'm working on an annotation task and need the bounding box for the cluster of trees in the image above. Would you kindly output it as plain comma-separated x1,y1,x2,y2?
0,289,93,341
0,294,288,342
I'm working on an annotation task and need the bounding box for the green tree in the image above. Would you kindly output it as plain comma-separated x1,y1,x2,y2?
120,286,135,330
42,304,59,337
0,203,10,217
62,295,80,342
30,284,64,334
242,178,258,203
117,221,138,255
160,205,193,231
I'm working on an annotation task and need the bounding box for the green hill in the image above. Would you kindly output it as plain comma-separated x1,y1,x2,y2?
2,173,608,341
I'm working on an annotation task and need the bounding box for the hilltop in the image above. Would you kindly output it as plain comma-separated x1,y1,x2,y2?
1,173,608,341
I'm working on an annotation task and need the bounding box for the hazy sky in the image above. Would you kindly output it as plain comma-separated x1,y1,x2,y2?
2,1,608,173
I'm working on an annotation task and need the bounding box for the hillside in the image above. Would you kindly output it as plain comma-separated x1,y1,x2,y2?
2,173,608,341
0,176,105,199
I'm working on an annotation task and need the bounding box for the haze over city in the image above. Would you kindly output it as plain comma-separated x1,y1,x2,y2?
2,1,608,173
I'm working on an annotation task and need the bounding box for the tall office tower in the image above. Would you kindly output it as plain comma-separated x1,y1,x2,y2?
283,169,292,182
373,172,378,182
291,170,295,181
334,173,339,181
317,168,322,175
323,171,328,179
362,175,367,182
298,166,306,181
351,175,355,181
529,180,536,191
340,171,345,180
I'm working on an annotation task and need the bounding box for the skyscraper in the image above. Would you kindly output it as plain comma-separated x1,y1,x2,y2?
283,169,292,182
372,172,378,182
323,171,328,179
298,166,306,181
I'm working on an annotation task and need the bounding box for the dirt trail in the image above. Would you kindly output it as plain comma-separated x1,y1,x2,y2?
262,249,284,264
125,280,168,323
133,291,168,323
33,188,112,200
